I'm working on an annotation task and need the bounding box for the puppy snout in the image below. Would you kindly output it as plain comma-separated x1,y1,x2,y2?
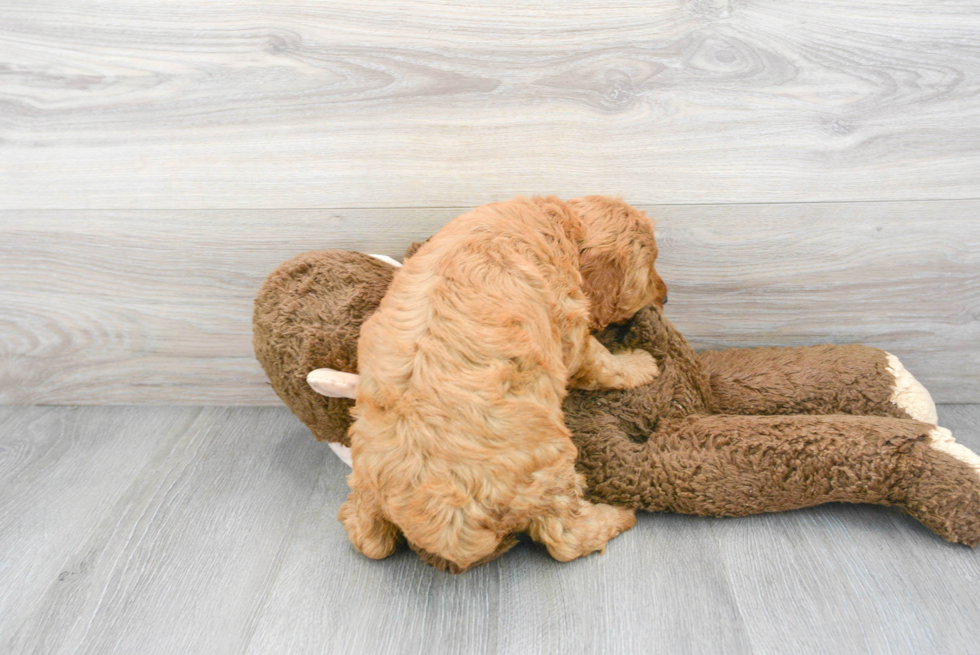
662,293,668,305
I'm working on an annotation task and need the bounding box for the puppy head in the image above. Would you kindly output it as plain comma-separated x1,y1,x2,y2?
567,196,667,330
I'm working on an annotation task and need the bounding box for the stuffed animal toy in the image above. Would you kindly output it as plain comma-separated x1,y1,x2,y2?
253,247,980,572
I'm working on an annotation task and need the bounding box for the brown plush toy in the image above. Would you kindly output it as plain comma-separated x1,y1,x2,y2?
253,247,980,572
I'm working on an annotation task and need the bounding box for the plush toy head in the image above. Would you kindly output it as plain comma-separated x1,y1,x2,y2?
253,249,395,447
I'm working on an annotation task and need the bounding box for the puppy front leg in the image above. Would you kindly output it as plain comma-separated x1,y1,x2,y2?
569,334,660,391
530,500,637,562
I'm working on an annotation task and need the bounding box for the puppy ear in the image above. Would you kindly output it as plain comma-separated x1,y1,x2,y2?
580,249,625,329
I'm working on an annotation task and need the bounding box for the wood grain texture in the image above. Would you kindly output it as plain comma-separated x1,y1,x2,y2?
6,405,977,654
1,1,979,208
2,200,977,405
2,406,328,655
494,517,754,655
245,451,504,655
0,406,202,648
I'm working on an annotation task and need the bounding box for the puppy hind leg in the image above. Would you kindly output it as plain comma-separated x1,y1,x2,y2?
338,489,401,559
529,500,637,562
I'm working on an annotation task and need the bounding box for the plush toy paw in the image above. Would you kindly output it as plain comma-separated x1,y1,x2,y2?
928,426,980,480
886,353,938,424
902,426,980,547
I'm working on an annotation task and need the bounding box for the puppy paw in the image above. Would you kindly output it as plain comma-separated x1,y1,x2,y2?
338,494,400,559
609,349,660,389
592,503,639,544
886,353,938,424
531,503,636,562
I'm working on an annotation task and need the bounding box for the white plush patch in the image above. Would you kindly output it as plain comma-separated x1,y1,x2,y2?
929,427,980,480
885,353,938,424
329,442,354,468
368,254,403,268
307,368,360,399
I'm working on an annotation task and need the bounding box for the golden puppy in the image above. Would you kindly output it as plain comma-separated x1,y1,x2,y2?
339,196,667,571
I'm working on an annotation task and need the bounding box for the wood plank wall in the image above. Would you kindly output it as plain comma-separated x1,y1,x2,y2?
1,1,978,404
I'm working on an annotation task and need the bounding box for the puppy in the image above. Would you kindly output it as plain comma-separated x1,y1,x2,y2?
339,196,668,571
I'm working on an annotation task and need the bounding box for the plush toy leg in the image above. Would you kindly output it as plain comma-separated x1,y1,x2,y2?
572,414,980,546
904,427,980,545
697,345,936,422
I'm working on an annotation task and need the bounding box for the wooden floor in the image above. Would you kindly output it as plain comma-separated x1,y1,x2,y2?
2,403,979,655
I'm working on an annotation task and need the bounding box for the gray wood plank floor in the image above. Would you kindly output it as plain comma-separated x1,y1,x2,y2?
2,404,979,655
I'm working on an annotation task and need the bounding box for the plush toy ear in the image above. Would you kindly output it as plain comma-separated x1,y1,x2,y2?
579,249,625,329
307,368,360,399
